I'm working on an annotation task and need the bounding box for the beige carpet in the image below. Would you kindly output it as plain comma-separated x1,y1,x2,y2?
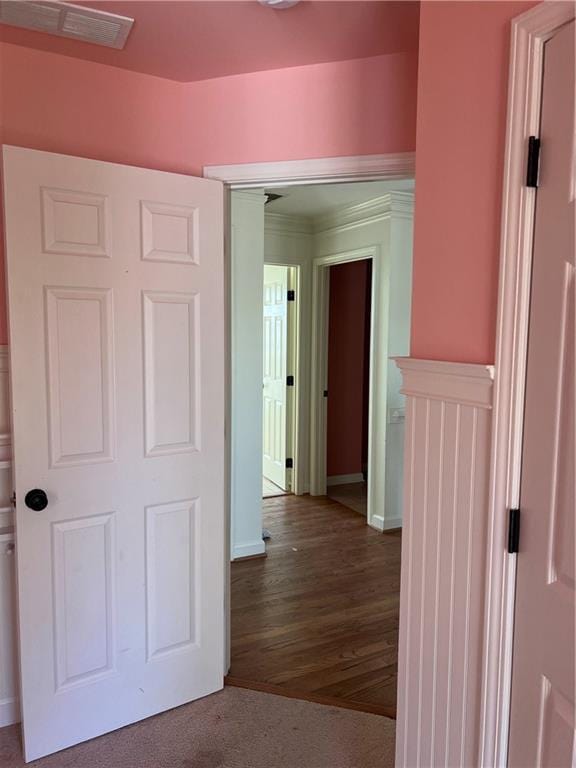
0,686,395,768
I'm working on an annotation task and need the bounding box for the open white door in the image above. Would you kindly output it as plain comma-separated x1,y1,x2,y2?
262,265,288,490
508,20,575,767
2,146,225,761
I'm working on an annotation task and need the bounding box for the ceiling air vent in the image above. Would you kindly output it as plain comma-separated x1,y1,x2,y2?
0,1,134,49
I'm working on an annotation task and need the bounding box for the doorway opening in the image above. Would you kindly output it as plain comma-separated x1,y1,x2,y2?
325,259,372,517
227,177,414,717
262,264,297,499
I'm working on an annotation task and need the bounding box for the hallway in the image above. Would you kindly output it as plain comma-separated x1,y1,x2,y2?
228,494,401,717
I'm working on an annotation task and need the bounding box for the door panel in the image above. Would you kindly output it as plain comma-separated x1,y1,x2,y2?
45,286,115,466
262,265,288,489
2,146,224,761
508,21,575,768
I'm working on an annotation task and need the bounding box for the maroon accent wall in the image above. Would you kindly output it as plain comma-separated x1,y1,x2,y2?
326,260,372,478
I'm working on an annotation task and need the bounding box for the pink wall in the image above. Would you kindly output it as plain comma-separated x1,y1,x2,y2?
326,260,371,478
0,43,417,344
0,43,417,175
410,0,536,364
3,2,541,366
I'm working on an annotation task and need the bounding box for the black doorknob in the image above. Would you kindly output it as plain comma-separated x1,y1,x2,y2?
24,489,48,511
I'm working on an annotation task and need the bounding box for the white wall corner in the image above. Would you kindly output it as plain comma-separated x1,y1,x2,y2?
230,193,266,562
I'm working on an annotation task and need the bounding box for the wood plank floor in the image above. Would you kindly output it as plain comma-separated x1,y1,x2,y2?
228,494,401,717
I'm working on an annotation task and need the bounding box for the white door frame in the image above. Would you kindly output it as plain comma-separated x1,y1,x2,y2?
206,152,415,510
204,152,415,675
310,246,389,532
480,3,575,765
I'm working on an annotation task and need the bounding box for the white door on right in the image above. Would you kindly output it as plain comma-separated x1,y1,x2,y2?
262,265,288,490
508,20,575,768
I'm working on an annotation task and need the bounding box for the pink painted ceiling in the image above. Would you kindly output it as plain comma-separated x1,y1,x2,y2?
0,1,420,82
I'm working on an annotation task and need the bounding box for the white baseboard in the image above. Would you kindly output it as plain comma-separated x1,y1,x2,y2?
0,697,20,728
370,514,384,532
231,540,266,561
326,473,364,487
370,514,403,532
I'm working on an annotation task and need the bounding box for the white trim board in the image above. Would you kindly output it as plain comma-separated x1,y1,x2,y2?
481,3,575,766
204,152,416,189
326,473,364,487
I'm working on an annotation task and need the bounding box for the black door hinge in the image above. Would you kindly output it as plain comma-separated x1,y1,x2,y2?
508,508,521,554
526,136,541,188
286,375,294,386
287,290,295,302
285,458,293,469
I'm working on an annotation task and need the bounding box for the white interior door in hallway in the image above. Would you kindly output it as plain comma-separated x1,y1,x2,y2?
2,146,225,761
262,265,288,490
508,20,575,767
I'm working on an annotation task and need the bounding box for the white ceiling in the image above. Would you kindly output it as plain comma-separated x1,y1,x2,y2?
264,179,414,218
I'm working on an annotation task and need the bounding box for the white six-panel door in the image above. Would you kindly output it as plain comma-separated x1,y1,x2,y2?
262,265,288,490
2,146,225,761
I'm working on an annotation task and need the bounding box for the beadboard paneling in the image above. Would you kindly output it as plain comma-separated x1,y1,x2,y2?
395,358,494,768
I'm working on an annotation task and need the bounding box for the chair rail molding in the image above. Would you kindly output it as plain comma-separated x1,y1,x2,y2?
480,3,575,766
203,152,415,188
394,357,494,768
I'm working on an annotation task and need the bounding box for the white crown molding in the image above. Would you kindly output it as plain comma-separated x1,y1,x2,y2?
394,357,495,410
265,191,414,238
204,152,415,188
480,3,575,766
264,212,313,236
314,191,414,233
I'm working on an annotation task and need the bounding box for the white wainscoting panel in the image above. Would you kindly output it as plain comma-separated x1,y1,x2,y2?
0,346,18,728
395,358,494,768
